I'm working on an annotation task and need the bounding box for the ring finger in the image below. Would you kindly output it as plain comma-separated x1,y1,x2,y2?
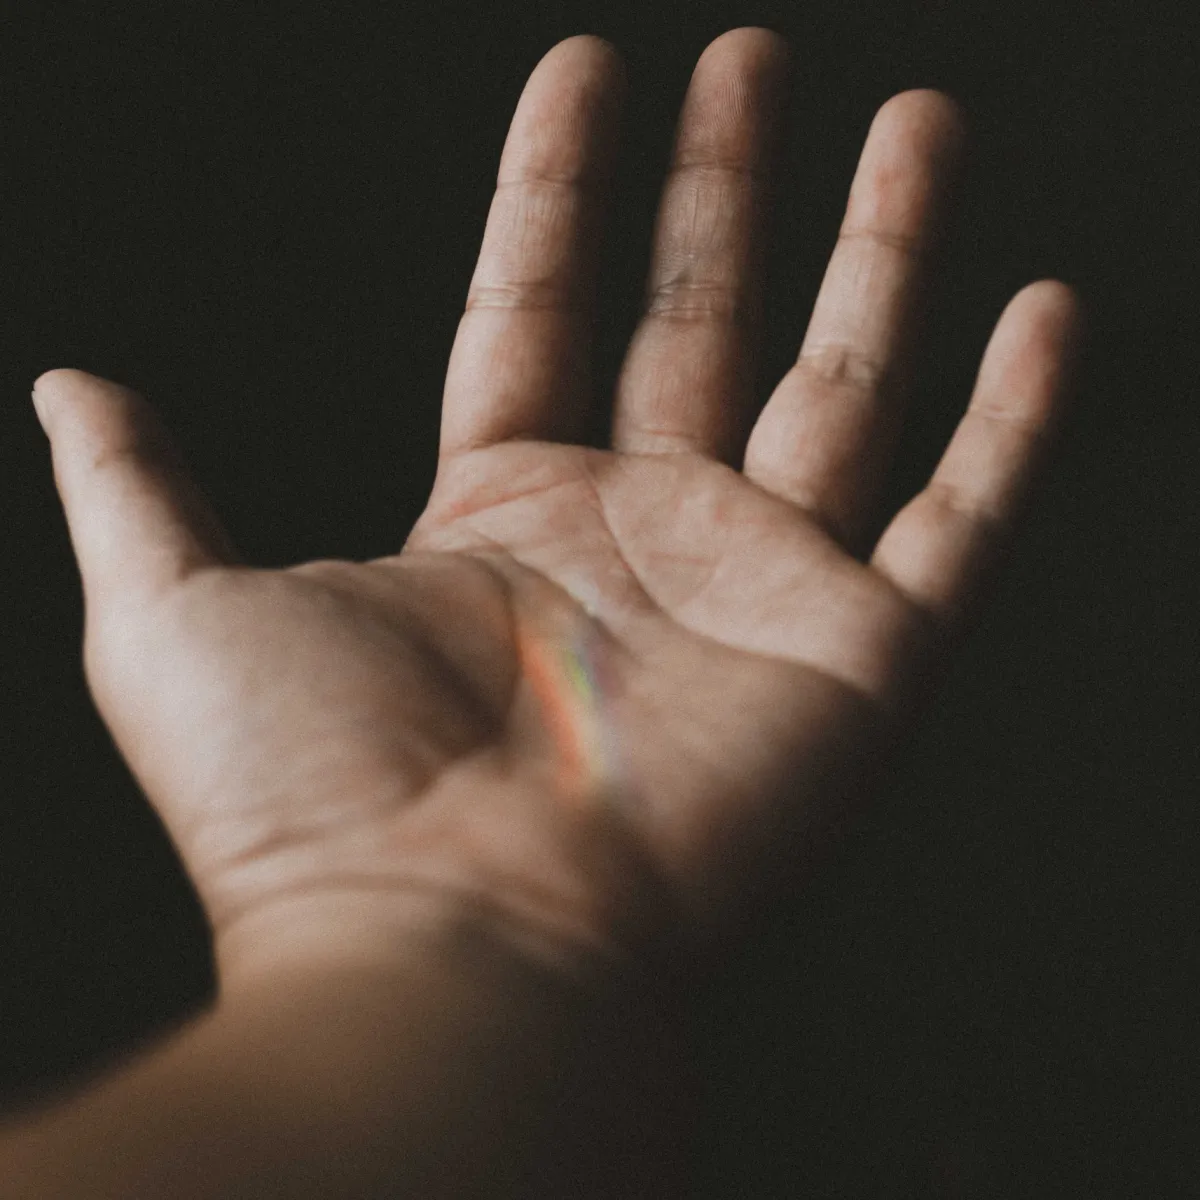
743,89,967,553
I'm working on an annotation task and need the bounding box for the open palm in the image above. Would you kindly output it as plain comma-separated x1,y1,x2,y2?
33,29,1081,990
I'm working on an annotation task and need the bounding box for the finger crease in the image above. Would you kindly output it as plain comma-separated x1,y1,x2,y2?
465,284,586,314
836,225,922,258
645,280,754,326
794,344,889,389
669,157,770,184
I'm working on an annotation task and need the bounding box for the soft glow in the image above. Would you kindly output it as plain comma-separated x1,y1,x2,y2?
514,612,620,806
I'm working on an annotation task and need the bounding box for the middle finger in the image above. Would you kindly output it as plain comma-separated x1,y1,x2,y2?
610,27,792,465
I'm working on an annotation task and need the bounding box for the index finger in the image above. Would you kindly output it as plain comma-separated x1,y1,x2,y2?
436,37,627,464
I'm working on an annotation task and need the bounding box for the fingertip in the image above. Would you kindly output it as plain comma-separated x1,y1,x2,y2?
31,383,50,432
1037,281,1089,397
31,368,76,426
33,368,139,415
876,88,969,160
33,366,74,393
1009,280,1087,360
1029,277,1085,323
707,25,792,57
547,33,626,83
33,367,103,398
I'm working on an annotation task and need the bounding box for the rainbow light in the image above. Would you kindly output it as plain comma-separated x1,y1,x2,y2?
514,613,620,805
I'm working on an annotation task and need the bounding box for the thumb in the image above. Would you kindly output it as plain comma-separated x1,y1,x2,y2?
32,369,241,612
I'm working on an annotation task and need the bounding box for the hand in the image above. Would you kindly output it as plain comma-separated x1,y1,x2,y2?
31,29,1082,992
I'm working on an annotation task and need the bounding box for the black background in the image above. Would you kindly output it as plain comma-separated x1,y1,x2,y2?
1,1,1196,1195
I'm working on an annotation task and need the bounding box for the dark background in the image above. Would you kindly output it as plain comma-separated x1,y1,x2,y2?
1,1,1196,1195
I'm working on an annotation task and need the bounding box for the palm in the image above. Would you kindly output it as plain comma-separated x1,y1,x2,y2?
399,437,919,938
35,29,1081,983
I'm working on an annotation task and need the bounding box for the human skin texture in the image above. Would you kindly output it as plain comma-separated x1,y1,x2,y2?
6,26,1083,1198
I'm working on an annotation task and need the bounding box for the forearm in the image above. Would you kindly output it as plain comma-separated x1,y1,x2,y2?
0,895,607,1200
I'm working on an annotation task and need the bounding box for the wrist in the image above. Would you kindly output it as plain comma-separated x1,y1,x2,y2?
2,894,605,1200
211,875,627,1006
207,767,693,1002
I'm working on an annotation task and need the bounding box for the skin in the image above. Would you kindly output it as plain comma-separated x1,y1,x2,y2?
28,25,1082,1186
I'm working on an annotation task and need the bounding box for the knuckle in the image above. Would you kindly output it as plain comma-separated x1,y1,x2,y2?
966,402,1049,438
794,342,887,390
835,225,921,260
465,281,581,313
645,277,754,326
922,479,1002,533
